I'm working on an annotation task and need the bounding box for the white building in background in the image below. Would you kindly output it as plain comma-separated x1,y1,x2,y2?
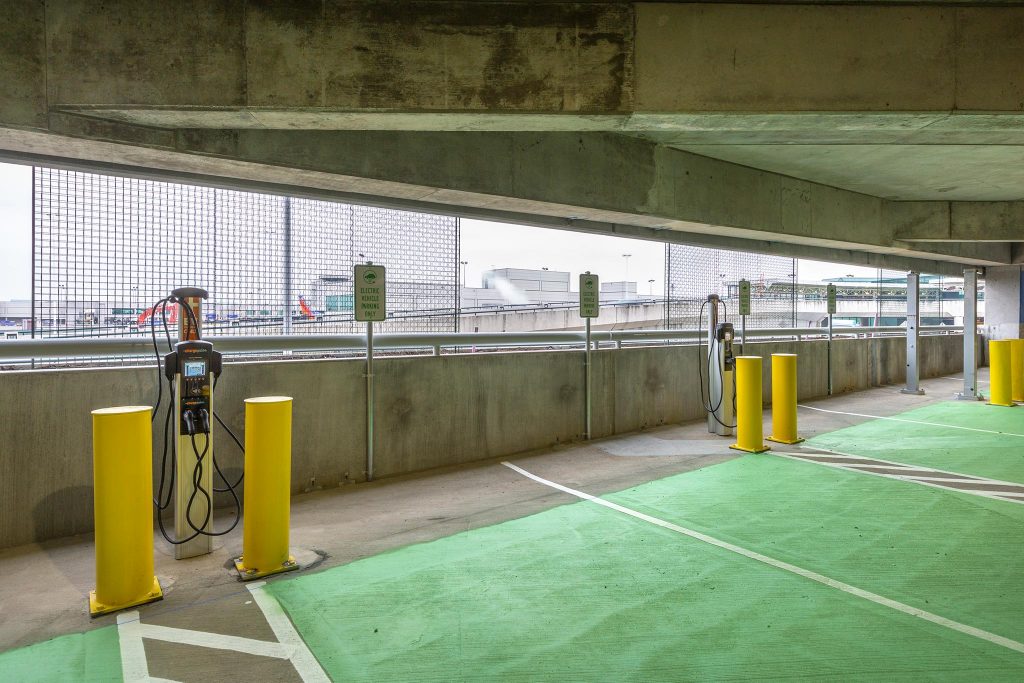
462,268,645,309
0,300,32,330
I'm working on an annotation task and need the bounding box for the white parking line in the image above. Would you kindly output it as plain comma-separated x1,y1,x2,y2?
116,583,329,682
798,404,1024,438
502,460,1024,656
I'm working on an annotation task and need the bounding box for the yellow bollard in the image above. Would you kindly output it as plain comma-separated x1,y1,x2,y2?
89,406,162,617
767,353,804,444
988,340,1014,407
731,356,769,453
234,396,298,580
1010,339,1024,403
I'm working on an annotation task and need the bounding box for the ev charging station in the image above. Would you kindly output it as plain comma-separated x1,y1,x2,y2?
159,288,224,558
703,294,736,437
145,287,240,561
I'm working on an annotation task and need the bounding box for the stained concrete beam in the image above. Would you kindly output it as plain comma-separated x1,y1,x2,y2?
896,202,1024,241
4,2,1023,125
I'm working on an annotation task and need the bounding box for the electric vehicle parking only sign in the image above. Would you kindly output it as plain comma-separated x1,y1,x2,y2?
355,264,386,321
580,273,600,318
827,284,837,315
738,279,751,316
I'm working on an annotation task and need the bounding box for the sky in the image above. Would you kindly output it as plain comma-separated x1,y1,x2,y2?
0,161,880,301
0,163,31,300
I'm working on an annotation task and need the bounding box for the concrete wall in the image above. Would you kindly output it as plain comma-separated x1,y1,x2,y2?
0,334,966,549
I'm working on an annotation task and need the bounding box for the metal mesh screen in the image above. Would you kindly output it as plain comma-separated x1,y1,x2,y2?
665,244,796,328
32,168,458,342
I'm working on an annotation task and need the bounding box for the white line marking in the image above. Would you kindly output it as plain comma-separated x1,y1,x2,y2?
805,445,1024,489
843,463,915,470
772,452,1024,506
116,612,152,683
502,461,1024,655
910,476,997,485
247,581,331,683
798,403,1024,438
135,623,290,659
114,587,330,682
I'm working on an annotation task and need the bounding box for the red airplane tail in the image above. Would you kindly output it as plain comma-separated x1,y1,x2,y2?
299,296,315,319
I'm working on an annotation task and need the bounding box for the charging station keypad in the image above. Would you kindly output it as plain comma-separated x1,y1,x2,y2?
176,341,213,434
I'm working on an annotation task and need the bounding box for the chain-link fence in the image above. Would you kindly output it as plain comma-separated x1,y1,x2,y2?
665,244,796,329
32,168,459,341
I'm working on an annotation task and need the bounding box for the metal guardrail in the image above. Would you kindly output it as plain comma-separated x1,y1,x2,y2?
0,325,964,366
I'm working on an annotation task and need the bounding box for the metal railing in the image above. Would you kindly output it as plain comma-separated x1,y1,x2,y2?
0,325,964,368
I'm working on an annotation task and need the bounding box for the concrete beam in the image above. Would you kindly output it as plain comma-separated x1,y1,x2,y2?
6,2,1021,122
897,202,1024,242
0,125,1009,275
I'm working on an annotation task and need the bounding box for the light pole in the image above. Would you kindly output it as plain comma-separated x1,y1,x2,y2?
460,260,468,287
648,278,655,296
622,253,632,286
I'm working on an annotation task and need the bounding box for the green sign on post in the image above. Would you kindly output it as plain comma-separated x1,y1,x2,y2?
580,272,600,318
738,279,751,316
827,284,837,315
354,264,386,322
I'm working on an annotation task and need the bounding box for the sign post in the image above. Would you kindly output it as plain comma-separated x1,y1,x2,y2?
738,279,750,354
355,263,386,481
827,284,836,395
580,272,600,440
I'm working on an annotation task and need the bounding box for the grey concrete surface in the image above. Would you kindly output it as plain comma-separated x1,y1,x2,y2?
984,265,1023,340
1,2,1022,272
0,334,969,550
0,370,972,673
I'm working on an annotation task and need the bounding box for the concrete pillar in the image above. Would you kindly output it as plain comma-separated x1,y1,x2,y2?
984,265,1024,340
956,268,982,401
901,271,924,395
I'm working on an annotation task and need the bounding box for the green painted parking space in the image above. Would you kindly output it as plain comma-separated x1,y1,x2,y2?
806,401,1024,484
269,454,1024,680
0,624,120,682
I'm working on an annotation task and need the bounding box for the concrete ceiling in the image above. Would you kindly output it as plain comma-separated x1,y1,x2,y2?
3,0,1024,272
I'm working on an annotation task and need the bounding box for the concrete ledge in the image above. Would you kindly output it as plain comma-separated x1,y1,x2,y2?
0,334,967,549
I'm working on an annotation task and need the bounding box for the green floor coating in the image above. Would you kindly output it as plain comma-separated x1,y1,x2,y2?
3,400,1022,681
268,455,1024,680
807,401,1024,483
0,624,120,682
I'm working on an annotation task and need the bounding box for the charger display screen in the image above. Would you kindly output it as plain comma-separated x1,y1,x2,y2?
183,361,206,378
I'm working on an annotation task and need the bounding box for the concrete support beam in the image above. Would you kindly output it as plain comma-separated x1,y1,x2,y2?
897,203,1024,242
0,126,1010,275
985,265,1024,340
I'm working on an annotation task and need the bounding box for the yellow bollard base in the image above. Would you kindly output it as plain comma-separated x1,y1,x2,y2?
729,443,770,454
987,400,1016,408
89,577,163,618
767,436,805,445
234,554,299,581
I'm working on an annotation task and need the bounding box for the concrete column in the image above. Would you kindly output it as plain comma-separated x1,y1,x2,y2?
901,272,924,395
956,268,982,401
984,265,1024,340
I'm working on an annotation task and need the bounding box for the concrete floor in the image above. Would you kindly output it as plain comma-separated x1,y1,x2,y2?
0,371,985,680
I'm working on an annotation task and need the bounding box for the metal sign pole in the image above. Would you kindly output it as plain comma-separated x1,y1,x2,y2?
366,319,374,481
580,272,599,441
354,262,386,480
585,317,592,441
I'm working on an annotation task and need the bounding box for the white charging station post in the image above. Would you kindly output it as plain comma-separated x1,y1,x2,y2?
738,279,750,354
827,284,836,395
175,292,212,559
355,263,385,481
580,272,599,440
